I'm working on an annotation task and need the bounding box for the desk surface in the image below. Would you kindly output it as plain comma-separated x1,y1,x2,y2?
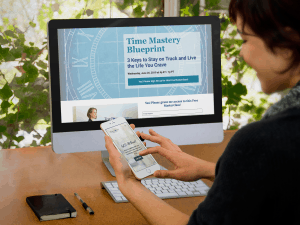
0,130,236,225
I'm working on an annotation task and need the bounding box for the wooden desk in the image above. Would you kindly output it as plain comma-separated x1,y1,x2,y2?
0,130,236,225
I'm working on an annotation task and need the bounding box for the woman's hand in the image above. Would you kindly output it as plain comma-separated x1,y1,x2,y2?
104,124,144,185
138,129,216,182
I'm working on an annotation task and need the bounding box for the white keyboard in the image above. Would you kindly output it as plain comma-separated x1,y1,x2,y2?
101,178,210,203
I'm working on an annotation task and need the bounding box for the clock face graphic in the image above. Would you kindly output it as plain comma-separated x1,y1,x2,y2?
58,24,211,101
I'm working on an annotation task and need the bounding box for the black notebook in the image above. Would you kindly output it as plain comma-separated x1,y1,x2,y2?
26,194,77,221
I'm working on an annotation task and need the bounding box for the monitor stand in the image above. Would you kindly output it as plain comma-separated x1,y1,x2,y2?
101,151,167,177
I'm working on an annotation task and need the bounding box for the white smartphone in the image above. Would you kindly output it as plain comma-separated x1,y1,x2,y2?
100,117,160,179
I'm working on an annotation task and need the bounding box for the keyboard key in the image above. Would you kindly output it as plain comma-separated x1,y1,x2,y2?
121,196,127,201
114,194,125,197
115,197,122,201
176,191,187,196
106,183,113,187
186,191,193,195
155,190,162,194
156,192,179,198
109,187,119,191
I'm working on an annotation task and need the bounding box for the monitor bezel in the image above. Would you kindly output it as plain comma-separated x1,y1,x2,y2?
48,16,222,133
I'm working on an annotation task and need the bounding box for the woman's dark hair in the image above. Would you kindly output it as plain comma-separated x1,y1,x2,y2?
87,107,97,118
229,0,300,74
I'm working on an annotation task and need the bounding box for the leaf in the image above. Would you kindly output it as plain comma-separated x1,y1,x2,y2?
29,22,36,28
133,5,144,17
0,35,9,45
232,65,239,73
0,83,13,100
260,98,267,104
3,17,9,25
36,60,48,69
75,13,82,19
39,69,49,79
4,30,16,38
16,136,25,142
221,47,225,54
31,140,38,147
23,62,39,82
10,48,23,59
229,30,237,37
40,126,51,145
86,9,94,16
240,104,253,113
221,18,230,31
29,42,34,46
0,125,7,133
1,100,12,111
232,83,247,96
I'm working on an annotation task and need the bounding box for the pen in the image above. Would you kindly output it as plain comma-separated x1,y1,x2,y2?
74,193,94,215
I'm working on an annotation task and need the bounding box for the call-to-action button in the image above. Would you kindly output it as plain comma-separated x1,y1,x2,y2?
134,156,143,161
128,75,199,86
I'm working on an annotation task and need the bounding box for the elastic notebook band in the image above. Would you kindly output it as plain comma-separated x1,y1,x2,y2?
67,209,72,218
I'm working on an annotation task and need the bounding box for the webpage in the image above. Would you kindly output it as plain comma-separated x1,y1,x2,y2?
57,24,214,123
105,122,156,172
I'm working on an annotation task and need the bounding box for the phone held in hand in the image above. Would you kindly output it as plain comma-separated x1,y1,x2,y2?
100,117,160,179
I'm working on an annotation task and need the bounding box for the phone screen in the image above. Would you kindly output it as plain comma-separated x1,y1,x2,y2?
105,122,157,172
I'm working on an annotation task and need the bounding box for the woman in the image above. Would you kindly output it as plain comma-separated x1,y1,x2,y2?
104,0,300,224
87,107,97,122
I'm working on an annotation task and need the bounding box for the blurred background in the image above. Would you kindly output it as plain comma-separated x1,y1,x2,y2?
0,0,289,149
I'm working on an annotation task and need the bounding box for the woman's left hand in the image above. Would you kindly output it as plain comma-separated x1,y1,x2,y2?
104,124,143,185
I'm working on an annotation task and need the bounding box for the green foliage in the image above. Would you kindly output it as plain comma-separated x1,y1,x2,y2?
0,23,50,149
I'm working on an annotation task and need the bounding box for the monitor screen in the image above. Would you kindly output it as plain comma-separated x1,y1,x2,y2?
57,24,214,123
48,16,222,134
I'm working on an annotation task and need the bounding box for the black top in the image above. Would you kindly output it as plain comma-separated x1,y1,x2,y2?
88,118,92,122
187,106,300,225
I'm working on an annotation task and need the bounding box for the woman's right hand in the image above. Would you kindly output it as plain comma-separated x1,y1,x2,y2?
138,129,216,182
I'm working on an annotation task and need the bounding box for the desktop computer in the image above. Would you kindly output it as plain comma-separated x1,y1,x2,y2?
47,16,223,178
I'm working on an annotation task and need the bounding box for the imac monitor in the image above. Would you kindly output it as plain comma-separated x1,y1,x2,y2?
47,16,223,176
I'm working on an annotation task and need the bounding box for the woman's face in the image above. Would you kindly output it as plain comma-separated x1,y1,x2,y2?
90,109,97,119
236,14,299,94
